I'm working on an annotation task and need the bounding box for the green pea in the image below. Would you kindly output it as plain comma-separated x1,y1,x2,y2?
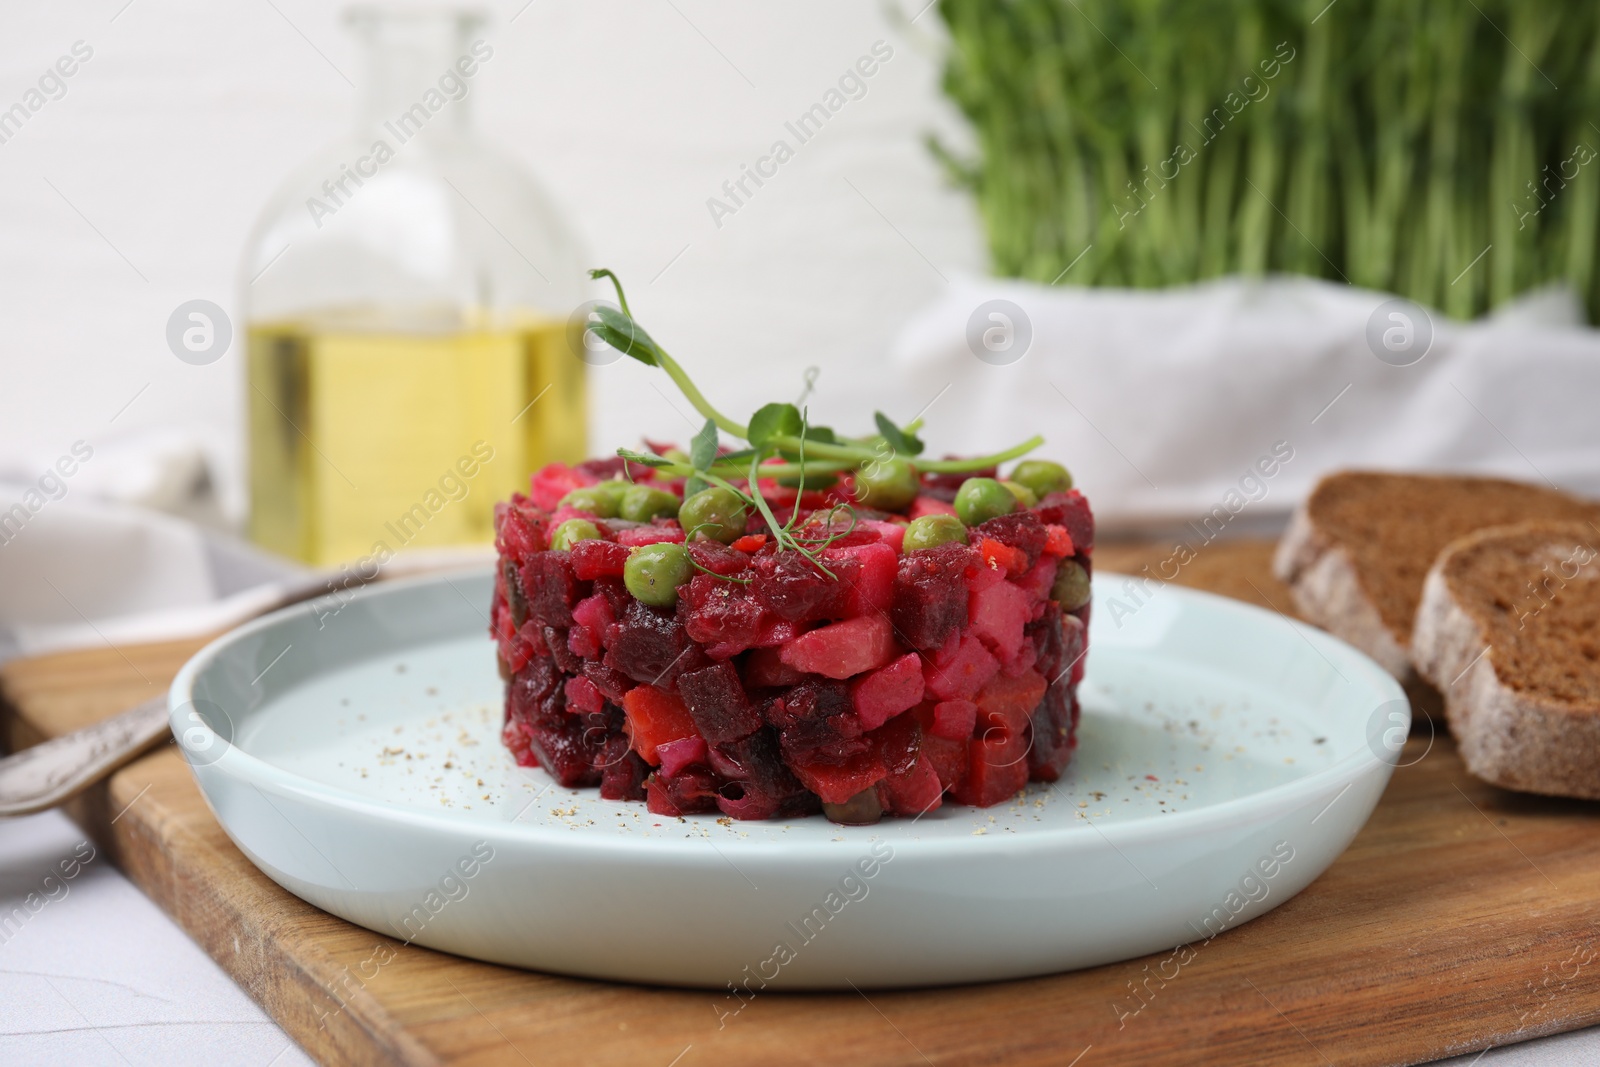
558,486,621,518
902,514,969,552
1052,559,1091,610
624,543,693,606
550,518,602,551
1009,460,1073,499
954,477,1017,526
678,487,748,544
1000,480,1039,508
619,484,681,523
854,458,919,510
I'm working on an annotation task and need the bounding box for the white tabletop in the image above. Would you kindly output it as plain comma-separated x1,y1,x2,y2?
0,809,313,1066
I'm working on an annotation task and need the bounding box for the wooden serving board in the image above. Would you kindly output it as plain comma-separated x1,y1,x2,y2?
3,539,1599,1067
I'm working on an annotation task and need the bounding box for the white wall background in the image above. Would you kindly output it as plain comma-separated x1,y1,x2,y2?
0,0,985,521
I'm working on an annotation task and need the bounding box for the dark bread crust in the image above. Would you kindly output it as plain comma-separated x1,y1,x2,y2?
1273,471,1600,680
1413,522,1600,800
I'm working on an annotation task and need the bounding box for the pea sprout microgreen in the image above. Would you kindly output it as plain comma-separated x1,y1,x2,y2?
590,267,1044,575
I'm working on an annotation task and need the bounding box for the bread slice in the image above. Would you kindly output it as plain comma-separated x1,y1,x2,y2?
1273,471,1600,681
1412,522,1600,800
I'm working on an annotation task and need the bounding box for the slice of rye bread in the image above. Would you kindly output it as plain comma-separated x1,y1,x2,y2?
1273,471,1600,680
1412,522,1600,800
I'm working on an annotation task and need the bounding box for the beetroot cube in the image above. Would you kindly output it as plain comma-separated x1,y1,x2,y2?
851,652,925,730
570,538,630,579
974,669,1047,739
863,520,906,552
494,498,547,563
951,728,1029,807
832,541,896,616
752,616,800,647
922,466,995,495
880,753,944,817
931,699,978,740
924,633,1002,701
616,524,686,547
868,711,922,779
678,662,762,743
545,625,581,674
741,646,806,689
647,765,720,815
909,495,959,519
919,732,969,793
709,730,809,820
500,616,540,675
1064,614,1087,685
972,510,1049,571
1036,489,1094,551
892,542,975,650
779,615,897,679
968,578,1032,666
1027,682,1077,782
567,625,601,660
1014,556,1060,602
582,663,630,706
598,736,650,802
753,551,849,622
502,713,535,767
525,698,603,788
604,599,697,685
564,674,604,715
789,749,888,805
768,679,866,765
529,463,589,511
678,574,768,655
657,734,709,778
688,540,752,577
572,593,616,634
507,655,559,713
520,552,584,627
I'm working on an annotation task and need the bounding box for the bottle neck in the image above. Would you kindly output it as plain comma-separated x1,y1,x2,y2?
349,9,480,144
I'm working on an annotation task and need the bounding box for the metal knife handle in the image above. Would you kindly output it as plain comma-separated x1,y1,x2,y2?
0,696,172,817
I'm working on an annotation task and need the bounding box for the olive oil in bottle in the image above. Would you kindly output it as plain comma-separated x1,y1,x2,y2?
247,315,584,565
239,8,588,564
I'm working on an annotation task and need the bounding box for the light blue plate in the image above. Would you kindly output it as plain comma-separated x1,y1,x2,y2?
170,567,1407,989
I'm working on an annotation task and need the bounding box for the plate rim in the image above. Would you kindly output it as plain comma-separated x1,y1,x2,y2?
170,565,1407,859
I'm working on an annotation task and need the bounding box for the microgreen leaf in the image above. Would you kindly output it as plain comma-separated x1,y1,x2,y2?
873,411,925,457
683,417,718,497
589,305,663,367
747,402,803,449
689,419,718,471
616,447,674,469
806,425,838,445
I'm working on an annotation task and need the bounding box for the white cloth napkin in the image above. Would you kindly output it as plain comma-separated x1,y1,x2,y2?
0,498,305,665
0,425,497,663
891,274,1600,532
